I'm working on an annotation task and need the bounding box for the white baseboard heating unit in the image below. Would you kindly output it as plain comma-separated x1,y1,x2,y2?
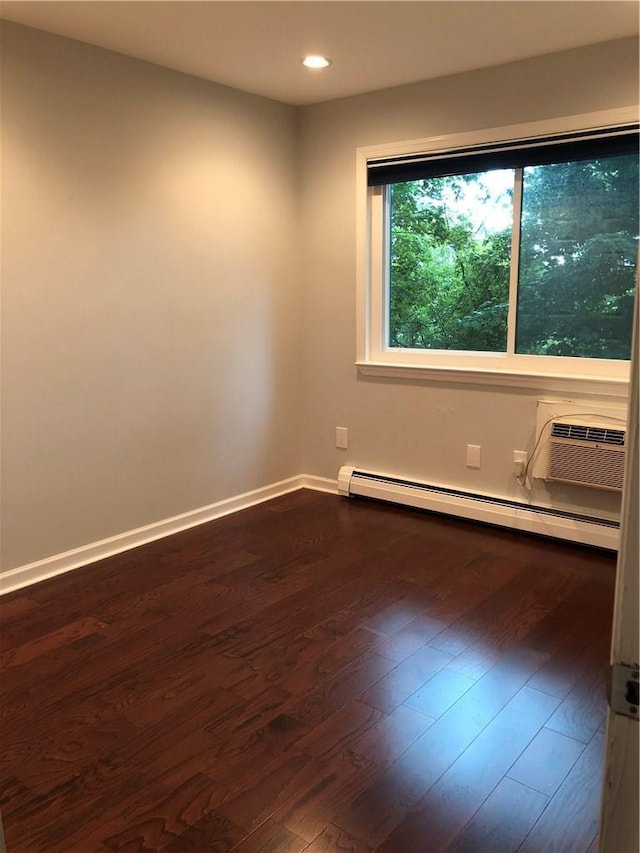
337,466,619,550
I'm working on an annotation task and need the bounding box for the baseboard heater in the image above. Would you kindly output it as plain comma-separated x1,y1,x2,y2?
337,466,619,550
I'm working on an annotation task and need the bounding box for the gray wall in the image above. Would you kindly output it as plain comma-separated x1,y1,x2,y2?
1,24,638,574
298,38,638,517
1,22,302,570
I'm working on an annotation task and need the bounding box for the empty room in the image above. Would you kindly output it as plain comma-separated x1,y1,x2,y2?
0,2,638,851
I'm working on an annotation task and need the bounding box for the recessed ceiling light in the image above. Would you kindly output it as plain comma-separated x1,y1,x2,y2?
302,55,332,69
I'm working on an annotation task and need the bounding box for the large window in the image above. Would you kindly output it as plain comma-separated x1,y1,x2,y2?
359,111,639,391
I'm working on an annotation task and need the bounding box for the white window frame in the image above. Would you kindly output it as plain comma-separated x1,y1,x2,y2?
356,107,638,397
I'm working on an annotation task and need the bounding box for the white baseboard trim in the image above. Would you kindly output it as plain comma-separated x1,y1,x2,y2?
0,474,337,597
2,466,613,596
298,474,339,494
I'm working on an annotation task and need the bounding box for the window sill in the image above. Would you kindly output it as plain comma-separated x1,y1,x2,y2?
356,360,630,397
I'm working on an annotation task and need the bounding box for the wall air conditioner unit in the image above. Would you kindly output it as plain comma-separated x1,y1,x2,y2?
545,420,626,492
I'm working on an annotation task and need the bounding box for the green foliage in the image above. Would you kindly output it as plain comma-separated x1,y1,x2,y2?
517,155,638,359
388,154,638,359
389,176,510,351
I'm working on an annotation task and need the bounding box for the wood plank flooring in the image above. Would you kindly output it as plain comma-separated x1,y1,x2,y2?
0,489,616,852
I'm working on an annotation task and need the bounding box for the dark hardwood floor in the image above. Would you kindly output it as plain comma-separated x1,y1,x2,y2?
0,489,616,852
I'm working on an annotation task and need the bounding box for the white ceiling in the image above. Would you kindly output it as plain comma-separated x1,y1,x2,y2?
1,1,638,106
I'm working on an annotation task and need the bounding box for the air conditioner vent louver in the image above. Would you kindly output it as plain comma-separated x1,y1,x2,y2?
550,422,625,446
547,420,627,492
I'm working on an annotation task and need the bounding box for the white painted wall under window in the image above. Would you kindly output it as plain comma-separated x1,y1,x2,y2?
298,37,638,524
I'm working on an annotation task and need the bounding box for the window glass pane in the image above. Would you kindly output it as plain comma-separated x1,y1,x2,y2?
517,155,639,359
389,171,513,351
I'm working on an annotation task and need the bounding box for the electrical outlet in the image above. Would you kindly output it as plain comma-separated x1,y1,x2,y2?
513,450,528,477
336,427,348,449
466,444,481,469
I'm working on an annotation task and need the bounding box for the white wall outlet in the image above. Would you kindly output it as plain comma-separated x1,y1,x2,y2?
336,427,348,449
466,444,481,469
513,450,528,477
